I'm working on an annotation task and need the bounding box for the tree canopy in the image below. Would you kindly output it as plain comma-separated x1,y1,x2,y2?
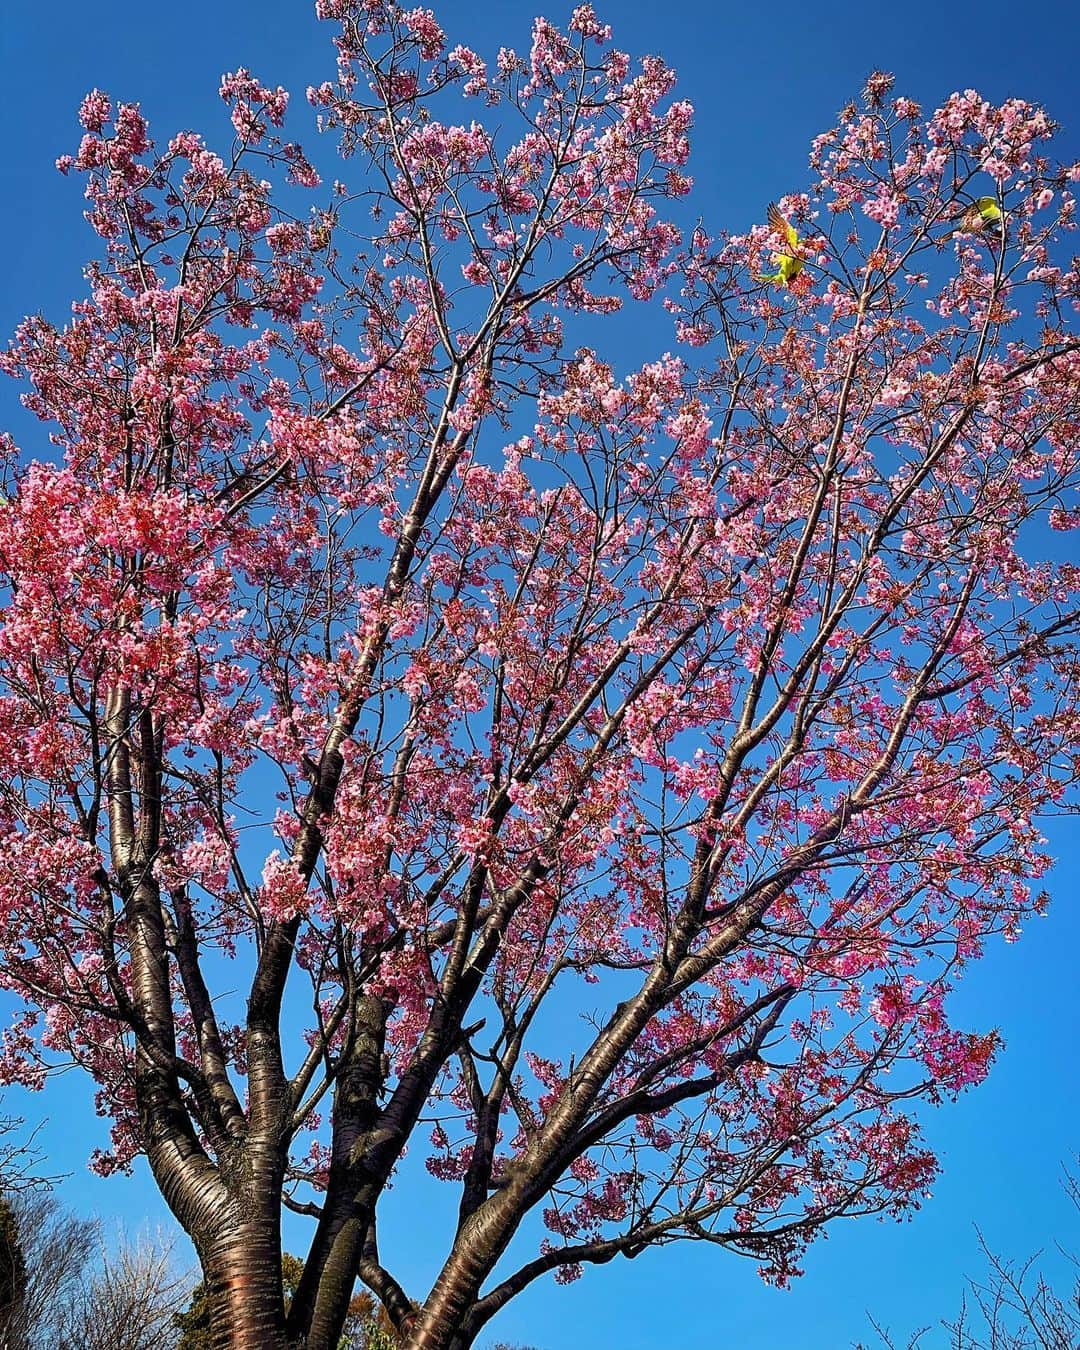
0,4,1077,1346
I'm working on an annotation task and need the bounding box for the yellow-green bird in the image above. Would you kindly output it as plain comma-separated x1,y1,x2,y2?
756,202,806,287
941,195,1005,242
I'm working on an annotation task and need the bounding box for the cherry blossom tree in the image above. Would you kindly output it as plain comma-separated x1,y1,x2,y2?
0,3,1078,1347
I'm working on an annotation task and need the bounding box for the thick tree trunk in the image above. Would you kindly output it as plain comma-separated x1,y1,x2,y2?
139,1072,290,1350
405,1202,517,1350
286,997,390,1349
298,1207,367,1350
201,1224,288,1350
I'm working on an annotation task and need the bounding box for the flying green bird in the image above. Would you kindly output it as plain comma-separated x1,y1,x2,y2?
941,196,1005,242
756,202,806,287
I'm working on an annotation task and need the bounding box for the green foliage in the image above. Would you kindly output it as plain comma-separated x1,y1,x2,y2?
172,1279,211,1350
0,1192,27,1344
281,1251,305,1301
355,1324,397,1350
173,1253,400,1349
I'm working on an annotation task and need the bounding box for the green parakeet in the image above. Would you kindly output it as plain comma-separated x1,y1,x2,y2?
756,202,806,287
941,195,1005,242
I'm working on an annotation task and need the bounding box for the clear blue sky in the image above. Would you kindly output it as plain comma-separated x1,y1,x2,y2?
0,2,1077,1346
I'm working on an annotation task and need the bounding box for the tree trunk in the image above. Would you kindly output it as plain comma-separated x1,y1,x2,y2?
405,1205,514,1350
201,1224,288,1350
299,1208,367,1350
286,997,391,1350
